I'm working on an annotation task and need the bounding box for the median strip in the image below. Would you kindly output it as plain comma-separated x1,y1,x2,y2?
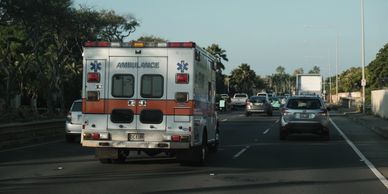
233,145,250,159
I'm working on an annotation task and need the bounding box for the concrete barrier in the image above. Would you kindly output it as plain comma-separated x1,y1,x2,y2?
371,89,388,119
0,119,65,150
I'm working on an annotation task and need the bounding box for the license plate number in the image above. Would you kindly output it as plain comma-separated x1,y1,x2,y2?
300,113,309,118
128,133,144,141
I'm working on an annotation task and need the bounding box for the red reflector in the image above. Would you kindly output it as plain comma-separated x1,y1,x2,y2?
168,42,195,48
176,73,189,84
91,133,100,140
87,72,100,83
171,135,181,142
97,41,110,47
84,41,110,47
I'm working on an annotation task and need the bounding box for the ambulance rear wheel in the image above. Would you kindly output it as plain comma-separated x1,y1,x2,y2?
193,132,208,166
208,129,219,153
112,149,129,163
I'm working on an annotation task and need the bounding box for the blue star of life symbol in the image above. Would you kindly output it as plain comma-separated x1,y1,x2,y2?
177,60,188,73
90,61,102,72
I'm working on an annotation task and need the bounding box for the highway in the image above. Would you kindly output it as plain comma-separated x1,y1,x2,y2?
1,111,388,194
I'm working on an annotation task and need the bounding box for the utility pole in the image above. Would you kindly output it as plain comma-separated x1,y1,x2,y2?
361,0,366,113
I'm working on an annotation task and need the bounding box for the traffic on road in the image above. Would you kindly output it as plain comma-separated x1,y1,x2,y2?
2,108,388,194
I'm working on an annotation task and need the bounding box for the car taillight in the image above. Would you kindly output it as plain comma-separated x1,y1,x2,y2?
281,108,290,115
66,112,71,122
319,109,328,116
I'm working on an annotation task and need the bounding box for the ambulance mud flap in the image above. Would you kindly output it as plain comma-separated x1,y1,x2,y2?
95,147,119,159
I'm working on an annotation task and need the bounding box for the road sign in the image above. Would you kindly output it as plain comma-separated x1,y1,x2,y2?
361,79,366,87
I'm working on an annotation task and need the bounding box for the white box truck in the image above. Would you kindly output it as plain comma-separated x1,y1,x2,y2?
296,74,322,96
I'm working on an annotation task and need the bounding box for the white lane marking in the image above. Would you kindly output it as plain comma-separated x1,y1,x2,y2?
263,128,270,135
275,119,279,123
221,119,228,122
0,139,64,153
330,118,388,189
233,145,250,159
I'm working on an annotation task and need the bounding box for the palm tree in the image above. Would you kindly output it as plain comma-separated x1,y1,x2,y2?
206,44,228,72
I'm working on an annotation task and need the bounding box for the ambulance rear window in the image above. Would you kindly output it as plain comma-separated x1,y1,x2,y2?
140,109,163,124
141,75,163,98
111,109,134,123
112,74,134,97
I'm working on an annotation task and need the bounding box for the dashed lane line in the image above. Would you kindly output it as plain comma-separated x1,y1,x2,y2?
233,145,250,159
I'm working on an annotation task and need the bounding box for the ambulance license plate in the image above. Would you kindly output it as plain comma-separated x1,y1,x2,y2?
128,133,144,141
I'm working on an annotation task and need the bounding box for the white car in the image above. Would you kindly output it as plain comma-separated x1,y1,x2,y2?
230,93,249,108
65,99,83,142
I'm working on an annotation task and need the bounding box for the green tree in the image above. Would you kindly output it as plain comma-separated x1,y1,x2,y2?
338,67,362,93
308,65,321,74
229,64,256,96
137,35,167,42
293,67,304,75
367,43,388,89
0,0,139,115
206,44,228,72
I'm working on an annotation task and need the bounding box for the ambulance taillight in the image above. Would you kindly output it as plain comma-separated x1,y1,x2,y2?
87,72,100,83
176,73,189,84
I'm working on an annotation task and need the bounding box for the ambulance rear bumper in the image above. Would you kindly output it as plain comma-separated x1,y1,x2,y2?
81,140,191,149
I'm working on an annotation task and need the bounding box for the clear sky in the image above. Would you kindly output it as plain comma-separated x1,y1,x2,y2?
72,0,388,77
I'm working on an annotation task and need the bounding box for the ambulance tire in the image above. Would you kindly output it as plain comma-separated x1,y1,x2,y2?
178,133,207,166
208,129,219,153
193,132,208,166
112,149,129,163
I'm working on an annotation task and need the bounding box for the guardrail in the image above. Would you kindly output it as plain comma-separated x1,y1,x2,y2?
0,119,65,150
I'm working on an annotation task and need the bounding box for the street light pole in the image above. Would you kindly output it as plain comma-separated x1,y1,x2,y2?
336,32,339,104
361,0,366,113
329,63,332,103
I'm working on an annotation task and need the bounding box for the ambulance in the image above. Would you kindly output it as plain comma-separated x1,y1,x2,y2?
81,41,219,165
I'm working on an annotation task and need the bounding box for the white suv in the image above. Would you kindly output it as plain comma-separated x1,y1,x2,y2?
65,99,83,142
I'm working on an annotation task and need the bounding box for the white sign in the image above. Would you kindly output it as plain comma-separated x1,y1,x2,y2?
361,79,366,87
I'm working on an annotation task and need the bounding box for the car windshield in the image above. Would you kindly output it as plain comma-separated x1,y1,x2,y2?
235,94,247,98
250,96,266,103
286,98,322,109
71,102,82,111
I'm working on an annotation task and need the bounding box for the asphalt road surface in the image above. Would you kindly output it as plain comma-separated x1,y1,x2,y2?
1,110,388,194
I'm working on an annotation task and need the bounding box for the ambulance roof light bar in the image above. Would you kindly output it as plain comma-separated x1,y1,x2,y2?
84,41,195,48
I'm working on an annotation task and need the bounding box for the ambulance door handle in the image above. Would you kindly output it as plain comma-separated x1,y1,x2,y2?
139,100,147,106
128,100,136,106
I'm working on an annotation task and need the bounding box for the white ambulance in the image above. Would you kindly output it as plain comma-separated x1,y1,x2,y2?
81,41,219,165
